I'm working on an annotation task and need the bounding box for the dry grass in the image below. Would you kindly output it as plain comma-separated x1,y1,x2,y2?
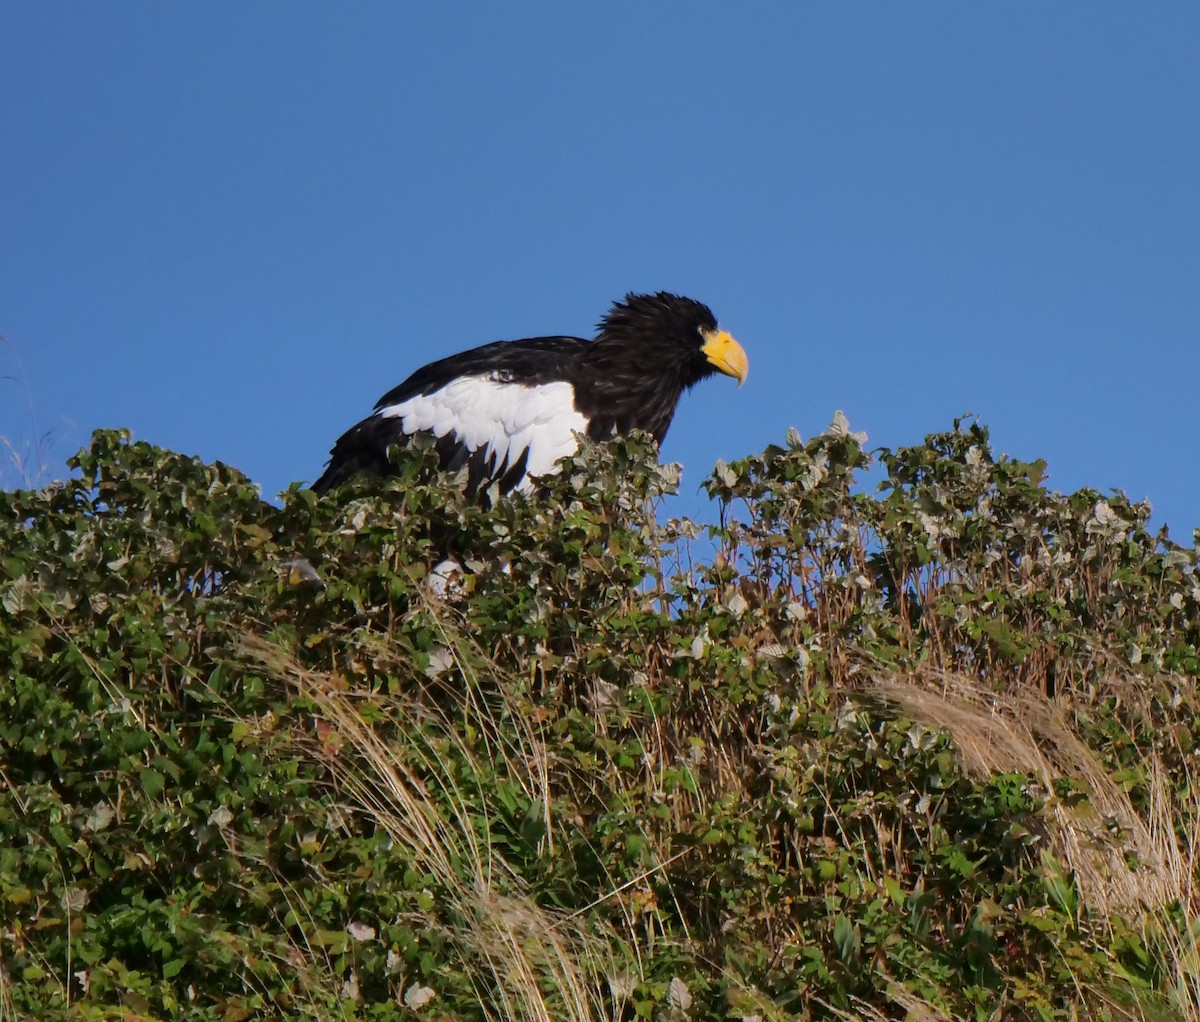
241,630,633,1022
871,668,1200,1020
0,334,60,490
234,617,1200,1021
232,570,1200,1022
824,986,958,1022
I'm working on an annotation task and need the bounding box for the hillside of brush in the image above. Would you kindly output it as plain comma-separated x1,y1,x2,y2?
2,418,1199,1021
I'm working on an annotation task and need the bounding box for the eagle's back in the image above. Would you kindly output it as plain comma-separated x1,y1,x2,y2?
373,336,588,409
313,336,589,496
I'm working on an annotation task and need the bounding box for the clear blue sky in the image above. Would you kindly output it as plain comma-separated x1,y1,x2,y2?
3,3,1198,536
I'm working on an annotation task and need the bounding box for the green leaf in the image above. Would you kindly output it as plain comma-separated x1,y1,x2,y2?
139,768,165,800
832,914,860,960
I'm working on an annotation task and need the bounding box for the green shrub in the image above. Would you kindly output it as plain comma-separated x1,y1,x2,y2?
1,418,1198,1021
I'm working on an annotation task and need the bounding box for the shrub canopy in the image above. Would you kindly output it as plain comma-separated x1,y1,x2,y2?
1,420,1198,1020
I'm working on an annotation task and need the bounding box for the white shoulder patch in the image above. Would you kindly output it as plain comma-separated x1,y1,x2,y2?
376,376,587,492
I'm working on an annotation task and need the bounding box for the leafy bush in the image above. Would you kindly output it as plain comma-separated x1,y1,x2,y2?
1,418,1198,1021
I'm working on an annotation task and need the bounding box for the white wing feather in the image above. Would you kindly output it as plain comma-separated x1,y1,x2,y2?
377,376,587,492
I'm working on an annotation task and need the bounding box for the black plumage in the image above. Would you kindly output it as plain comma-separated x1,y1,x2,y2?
312,291,748,497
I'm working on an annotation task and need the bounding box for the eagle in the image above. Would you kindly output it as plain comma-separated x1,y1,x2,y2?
312,291,748,497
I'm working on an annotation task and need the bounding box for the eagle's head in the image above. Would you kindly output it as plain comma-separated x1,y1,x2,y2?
596,292,749,388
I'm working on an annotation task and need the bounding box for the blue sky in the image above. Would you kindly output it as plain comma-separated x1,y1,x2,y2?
3,3,1198,536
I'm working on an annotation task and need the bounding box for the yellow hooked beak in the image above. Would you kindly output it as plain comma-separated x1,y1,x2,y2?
700,328,749,386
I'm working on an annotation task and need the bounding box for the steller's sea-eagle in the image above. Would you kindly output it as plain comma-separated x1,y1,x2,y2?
312,292,748,497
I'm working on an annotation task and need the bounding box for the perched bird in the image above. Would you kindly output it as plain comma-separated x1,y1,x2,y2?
312,291,748,497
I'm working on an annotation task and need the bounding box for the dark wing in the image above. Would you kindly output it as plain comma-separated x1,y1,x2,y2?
313,336,590,495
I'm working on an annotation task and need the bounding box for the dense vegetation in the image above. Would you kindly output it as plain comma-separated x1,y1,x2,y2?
2,417,1199,1021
